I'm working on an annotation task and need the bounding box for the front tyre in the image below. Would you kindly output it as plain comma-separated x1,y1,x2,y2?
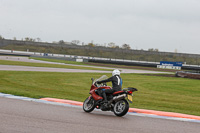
83,97,95,113
113,99,129,117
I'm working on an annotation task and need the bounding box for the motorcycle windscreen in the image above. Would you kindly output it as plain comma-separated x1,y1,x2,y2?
93,75,108,84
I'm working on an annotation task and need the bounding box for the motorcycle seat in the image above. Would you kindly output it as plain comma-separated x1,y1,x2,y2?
112,91,124,95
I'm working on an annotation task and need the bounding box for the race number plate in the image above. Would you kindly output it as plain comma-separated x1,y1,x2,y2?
127,95,132,103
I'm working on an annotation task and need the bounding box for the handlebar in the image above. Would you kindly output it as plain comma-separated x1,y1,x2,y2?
94,82,107,87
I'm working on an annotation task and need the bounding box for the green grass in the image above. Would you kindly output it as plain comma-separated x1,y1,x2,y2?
0,59,111,71
0,71,199,116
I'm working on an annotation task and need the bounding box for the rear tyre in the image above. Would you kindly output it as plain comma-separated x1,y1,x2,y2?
113,99,129,117
83,97,95,113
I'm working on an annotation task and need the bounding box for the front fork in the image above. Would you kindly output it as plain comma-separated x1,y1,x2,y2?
87,96,92,104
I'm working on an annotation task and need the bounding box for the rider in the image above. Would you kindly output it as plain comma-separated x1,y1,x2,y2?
96,69,122,103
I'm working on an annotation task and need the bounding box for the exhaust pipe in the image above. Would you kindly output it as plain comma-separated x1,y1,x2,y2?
107,94,126,105
113,94,126,101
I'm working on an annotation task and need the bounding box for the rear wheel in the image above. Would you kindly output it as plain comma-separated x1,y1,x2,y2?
83,97,95,113
113,99,129,117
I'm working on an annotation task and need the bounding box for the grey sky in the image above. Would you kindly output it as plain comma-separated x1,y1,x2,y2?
0,0,200,54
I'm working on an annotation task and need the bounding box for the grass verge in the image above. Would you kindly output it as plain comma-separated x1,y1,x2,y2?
0,71,199,116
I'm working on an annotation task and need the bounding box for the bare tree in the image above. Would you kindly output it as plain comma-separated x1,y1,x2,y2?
122,44,131,49
108,42,116,48
148,48,159,52
24,37,30,41
36,38,41,42
71,40,80,45
58,40,65,44
24,37,35,42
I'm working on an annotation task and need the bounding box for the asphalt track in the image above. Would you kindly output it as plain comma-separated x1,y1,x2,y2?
41,98,200,121
0,97,200,133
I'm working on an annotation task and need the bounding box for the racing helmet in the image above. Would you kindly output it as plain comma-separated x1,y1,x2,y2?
112,69,120,76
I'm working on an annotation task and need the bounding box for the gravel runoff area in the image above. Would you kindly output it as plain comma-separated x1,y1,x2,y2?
0,56,171,74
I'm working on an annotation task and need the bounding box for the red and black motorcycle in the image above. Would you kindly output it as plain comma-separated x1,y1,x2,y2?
83,75,138,117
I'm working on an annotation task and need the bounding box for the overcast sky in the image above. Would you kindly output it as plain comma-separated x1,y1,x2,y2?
0,0,200,54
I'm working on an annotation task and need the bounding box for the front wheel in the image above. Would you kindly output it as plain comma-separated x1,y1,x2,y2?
113,99,129,117
83,97,95,113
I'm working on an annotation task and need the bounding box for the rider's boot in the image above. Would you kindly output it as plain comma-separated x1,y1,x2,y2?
102,91,108,103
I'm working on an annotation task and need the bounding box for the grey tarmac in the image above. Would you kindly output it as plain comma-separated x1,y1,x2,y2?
0,97,199,133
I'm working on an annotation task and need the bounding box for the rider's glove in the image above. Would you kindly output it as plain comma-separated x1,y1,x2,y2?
96,81,101,84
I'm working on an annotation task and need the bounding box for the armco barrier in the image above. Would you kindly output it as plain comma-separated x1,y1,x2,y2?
88,59,158,67
176,71,200,79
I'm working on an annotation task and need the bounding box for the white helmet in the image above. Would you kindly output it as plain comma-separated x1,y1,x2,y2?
112,69,120,76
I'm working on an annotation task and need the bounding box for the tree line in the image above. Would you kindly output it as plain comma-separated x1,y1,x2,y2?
0,35,159,51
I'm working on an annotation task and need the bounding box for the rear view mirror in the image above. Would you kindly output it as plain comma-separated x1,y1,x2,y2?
91,78,94,84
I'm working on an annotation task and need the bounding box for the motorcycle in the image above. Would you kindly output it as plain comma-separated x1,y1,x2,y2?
83,75,138,117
